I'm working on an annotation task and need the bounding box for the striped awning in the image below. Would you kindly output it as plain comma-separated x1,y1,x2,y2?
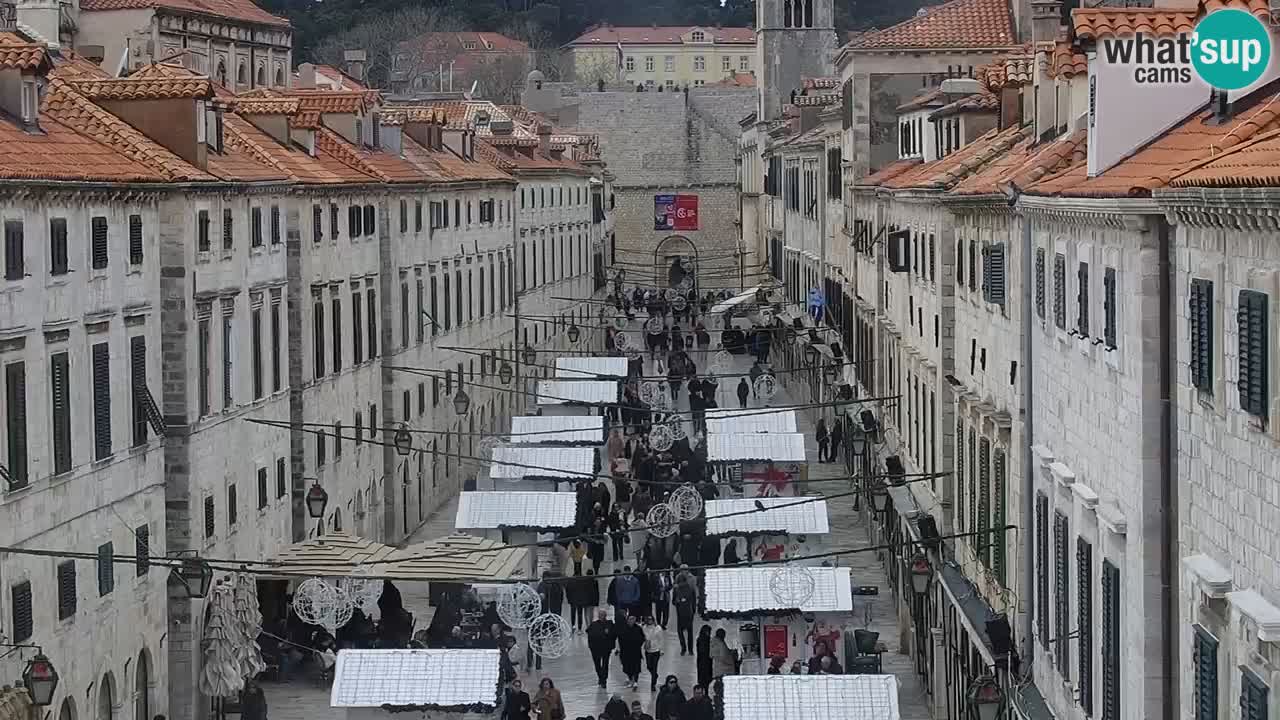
386,534,531,582
263,533,399,576
556,357,629,379
489,445,595,480
705,497,830,536
705,566,853,614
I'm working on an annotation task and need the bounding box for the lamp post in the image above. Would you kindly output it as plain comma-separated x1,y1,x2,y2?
909,553,933,596
967,675,1004,720
453,381,472,417
499,360,514,386
868,477,889,515
393,423,413,457
567,324,581,344
523,344,537,368
305,481,328,537
172,556,214,599
22,654,58,706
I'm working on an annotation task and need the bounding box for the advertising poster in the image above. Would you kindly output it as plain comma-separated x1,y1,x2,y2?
764,624,789,659
654,194,700,231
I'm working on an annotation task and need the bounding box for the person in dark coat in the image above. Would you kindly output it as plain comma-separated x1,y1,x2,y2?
654,676,687,720
736,378,750,408
607,506,627,562
816,419,830,463
593,482,613,517
538,571,565,617
567,568,599,632
240,681,267,720
503,679,532,720
602,694,629,720
683,685,714,720
586,610,617,688
695,625,713,689
829,418,844,466
672,572,697,654
722,539,741,565
588,517,608,572
616,614,646,689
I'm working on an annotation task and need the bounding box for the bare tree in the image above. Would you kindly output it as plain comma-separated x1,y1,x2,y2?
312,7,465,90
501,18,562,82
574,54,618,88
469,54,533,104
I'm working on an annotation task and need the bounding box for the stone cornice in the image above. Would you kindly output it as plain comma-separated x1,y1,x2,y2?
942,193,1014,215
1155,187,1280,231
0,182,169,203
1015,194,1160,230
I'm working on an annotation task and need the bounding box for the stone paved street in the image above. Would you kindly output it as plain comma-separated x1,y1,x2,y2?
262,330,931,720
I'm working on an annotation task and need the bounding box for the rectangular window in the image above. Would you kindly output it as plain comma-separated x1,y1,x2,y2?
1238,289,1269,418
349,205,360,237
352,292,364,363
401,282,410,348
1052,510,1069,670
1077,261,1090,335
984,243,1006,306
271,205,281,245
316,428,325,467
97,542,114,596
91,216,108,269
128,214,143,265
251,307,263,400
399,199,408,233
1190,279,1214,393
364,205,375,236
197,210,211,252
135,524,149,576
92,341,112,460
416,279,424,344
992,448,1007,582
1035,248,1045,319
1242,669,1269,720
1035,492,1049,645
257,467,268,509
198,315,210,416
645,56,654,71
130,336,148,447
332,296,342,372
4,362,26,487
49,218,68,275
1101,560,1121,720
313,299,325,379
222,308,233,408
665,56,674,72
227,483,238,526
1192,627,1219,720
204,495,214,539
955,420,965,533
10,581,31,641
251,207,263,248
366,288,377,357
311,204,322,244
334,422,342,458
330,203,339,239
57,560,76,620
1103,266,1118,348
455,269,463,325
1078,537,1094,716
430,275,439,337
276,457,286,498
271,300,282,392
355,410,363,445
978,438,991,567
414,200,423,232
221,208,233,251
1054,253,1067,329
418,382,425,415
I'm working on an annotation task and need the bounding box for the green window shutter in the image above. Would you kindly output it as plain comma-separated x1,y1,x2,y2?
1101,560,1121,720
1190,279,1214,392
1103,266,1118,349
1054,253,1067,329
1193,626,1219,720
955,419,965,534
1238,290,1269,418
992,449,1007,583
1053,511,1070,671
1077,537,1094,716
985,243,1006,306
978,438,991,567
968,429,978,536
1241,668,1268,720
1036,493,1049,645
1077,261,1090,336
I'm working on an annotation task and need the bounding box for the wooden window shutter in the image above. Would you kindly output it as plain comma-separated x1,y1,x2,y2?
1036,493,1050,645
251,206,263,247
363,205,375,235
985,243,1006,306
367,287,377,358
204,495,215,539
928,233,936,282
11,581,32,641
349,205,360,237
97,541,114,596
1238,289,1269,418
271,205,281,245
312,205,323,243
1078,261,1090,335
332,297,342,372
967,429,978,539
1054,253,1067,328
956,236,965,287
415,200,423,232
221,208,233,251
330,204,339,239
313,299,325,379
5,361,27,487
91,216,109,269
992,449,1007,583
978,438,991,567
275,457,286,499
1193,626,1219,720
50,352,71,474
1053,511,1070,670
49,218,68,275
3,220,23,280
197,210,210,252
56,560,76,620
1035,248,1045,319
1101,560,1121,720
251,308,263,400
399,199,408,233
1077,537,1094,716
1190,279,1214,392
955,419,965,533
1241,669,1269,720
228,483,238,526
92,342,112,460
1103,266,1118,348
130,336,149,447
128,214,143,265
135,524,150,576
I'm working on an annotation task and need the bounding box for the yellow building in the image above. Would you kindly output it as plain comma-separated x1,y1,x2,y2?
563,25,756,89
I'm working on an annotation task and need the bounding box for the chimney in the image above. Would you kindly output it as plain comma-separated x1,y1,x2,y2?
999,86,1021,130
343,49,367,83
537,122,552,155
1030,0,1061,46
404,111,439,150
297,62,318,89
13,0,60,49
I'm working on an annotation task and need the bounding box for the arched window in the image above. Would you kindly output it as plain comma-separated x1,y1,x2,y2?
134,650,151,720
59,698,76,720
236,62,247,86
215,60,226,86
98,672,116,720
332,508,343,532
804,0,813,27
274,67,284,86
256,65,266,86
783,0,792,27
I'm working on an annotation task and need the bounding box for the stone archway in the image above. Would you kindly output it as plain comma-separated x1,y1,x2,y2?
59,697,76,720
134,650,151,720
653,235,699,293
98,671,116,720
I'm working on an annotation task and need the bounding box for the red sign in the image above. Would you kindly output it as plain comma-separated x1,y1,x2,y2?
672,194,699,230
764,625,789,658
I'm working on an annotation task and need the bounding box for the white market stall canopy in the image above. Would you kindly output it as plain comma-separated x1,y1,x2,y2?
556,357,629,379
707,433,806,462
455,491,577,530
721,674,900,720
705,566,853,614
330,649,500,709
489,446,595,480
509,415,605,445
705,497,830,536
706,408,798,435
710,286,763,316
535,379,620,406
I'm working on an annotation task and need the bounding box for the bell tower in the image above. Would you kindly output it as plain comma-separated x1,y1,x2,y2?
755,0,836,121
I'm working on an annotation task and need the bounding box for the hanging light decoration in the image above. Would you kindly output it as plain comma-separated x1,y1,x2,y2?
711,350,733,374
527,612,572,658
523,344,538,367
639,381,662,405
753,374,778,403
668,483,704,521
496,583,543,629
648,423,675,452
393,424,413,457
644,503,679,537
769,564,817,607
172,556,215,599
909,553,934,595
613,332,633,352
305,483,328,520
22,655,58,706
646,316,665,335
613,315,629,330
453,383,472,416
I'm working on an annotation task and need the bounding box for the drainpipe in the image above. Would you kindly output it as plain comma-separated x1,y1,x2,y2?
1016,194,1036,668
1158,216,1178,720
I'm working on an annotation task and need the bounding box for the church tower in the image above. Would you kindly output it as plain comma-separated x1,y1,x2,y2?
756,0,837,121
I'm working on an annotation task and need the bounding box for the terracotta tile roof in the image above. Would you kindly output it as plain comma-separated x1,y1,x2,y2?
857,158,922,187
70,76,213,100
313,127,423,183
229,114,358,184
1049,41,1087,79
79,0,289,27
897,88,946,113
288,111,321,129
50,50,113,79
208,117,290,182
951,129,1087,195
884,124,1026,190
803,77,840,90
475,138,589,174
233,97,301,115
0,32,51,72
1028,91,1280,197
1004,53,1034,85
1167,128,1280,187
568,25,755,46
711,71,756,87
848,0,1017,50
401,135,513,183
284,90,380,114
930,91,999,118
1070,7,1197,41
0,114,167,182
42,78,213,181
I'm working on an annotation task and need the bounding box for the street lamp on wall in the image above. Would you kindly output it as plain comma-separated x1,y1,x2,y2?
172,556,215,599
23,654,58,706
499,360,514,385
453,382,472,417
567,324,581,344
393,424,413,457
804,345,819,367
522,344,538,367
868,478,889,515
306,482,328,520
909,553,933,596
967,675,1004,720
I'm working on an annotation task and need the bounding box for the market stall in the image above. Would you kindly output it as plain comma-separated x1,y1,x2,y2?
534,379,620,417
330,648,500,720
720,674,901,720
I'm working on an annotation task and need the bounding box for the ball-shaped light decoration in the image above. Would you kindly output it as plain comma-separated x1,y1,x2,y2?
753,374,778,403
645,502,679,538
677,275,694,291
649,422,675,452
769,564,817,607
669,483,704,521
669,421,688,442
613,332,633,352
322,584,355,633
342,567,384,616
477,436,502,468
645,316,665,335
664,288,679,301
292,578,338,627
673,295,688,312
639,380,662,406
678,257,692,271
496,583,543,629
711,351,733,374
527,612,572,659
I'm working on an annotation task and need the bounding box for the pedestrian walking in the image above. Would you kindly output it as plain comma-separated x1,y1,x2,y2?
569,540,587,576
602,695,629,720
628,700,653,720
608,507,627,562
654,676,687,720
609,567,642,621
695,626,713,689
568,568,599,632
683,685,714,720
588,517,607,572
710,629,735,679
617,614,646,690
503,679,532,720
532,678,565,720
642,617,665,690
586,610,617,688
736,378,749,408
816,419,830,463
538,571,564,617
672,575,695,654
652,570,672,628
829,417,844,466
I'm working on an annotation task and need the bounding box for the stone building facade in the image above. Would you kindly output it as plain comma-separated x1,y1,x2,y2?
563,25,755,90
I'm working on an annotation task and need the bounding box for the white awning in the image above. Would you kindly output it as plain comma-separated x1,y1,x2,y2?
509,415,605,445
489,446,595,480
705,497,830,536
330,649,500,709
535,379,619,406
721,674,899,720
556,356,630,379
455,491,577,530
707,433,806,462
706,408,798,435
704,566,853,613
710,286,760,316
